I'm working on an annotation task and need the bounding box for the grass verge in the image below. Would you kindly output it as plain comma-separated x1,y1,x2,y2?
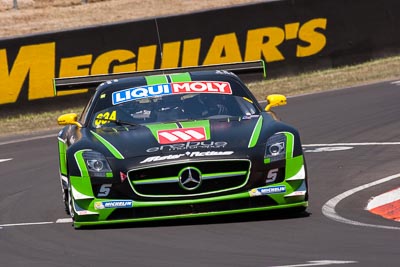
247,55,400,100
1,55,399,138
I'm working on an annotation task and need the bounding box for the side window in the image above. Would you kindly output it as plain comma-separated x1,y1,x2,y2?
79,95,95,125
237,97,258,116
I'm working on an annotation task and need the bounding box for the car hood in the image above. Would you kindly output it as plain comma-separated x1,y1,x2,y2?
90,116,267,160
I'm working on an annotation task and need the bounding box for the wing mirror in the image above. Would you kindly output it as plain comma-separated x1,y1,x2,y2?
264,94,287,111
57,113,82,127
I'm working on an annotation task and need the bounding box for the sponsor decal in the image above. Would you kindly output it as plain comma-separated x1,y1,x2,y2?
249,185,286,196
140,150,234,163
172,81,231,94
94,110,117,126
242,115,260,120
94,200,133,210
157,127,207,144
112,81,231,105
146,141,228,152
2,18,327,105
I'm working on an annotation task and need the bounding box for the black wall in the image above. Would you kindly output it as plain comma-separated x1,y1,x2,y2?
0,0,399,106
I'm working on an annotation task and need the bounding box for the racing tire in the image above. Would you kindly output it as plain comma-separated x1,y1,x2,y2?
63,188,70,215
68,184,75,221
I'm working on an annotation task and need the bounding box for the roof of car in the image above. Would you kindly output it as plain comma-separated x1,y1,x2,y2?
96,70,244,93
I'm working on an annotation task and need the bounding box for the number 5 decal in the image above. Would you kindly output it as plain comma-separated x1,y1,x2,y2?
266,168,279,183
98,184,112,197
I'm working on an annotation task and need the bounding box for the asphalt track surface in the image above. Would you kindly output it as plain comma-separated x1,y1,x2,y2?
1,80,399,267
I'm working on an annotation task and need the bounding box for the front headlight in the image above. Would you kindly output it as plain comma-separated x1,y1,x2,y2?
82,151,112,178
265,133,287,162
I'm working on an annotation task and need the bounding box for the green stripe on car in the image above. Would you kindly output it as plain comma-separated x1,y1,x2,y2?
74,150,90,177
71,151,95,199
58,139,67,175
145,75,168,85
283,132,294,158
285,155,304,179
90,131,124,159
169,72,191,82
248,116,263,148
133,171,247,185
146,120,211,141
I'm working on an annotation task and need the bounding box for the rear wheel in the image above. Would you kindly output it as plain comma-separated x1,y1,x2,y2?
59,174,70,215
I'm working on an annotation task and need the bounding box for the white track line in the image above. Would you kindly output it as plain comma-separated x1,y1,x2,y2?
56,218,73,223
322,173,400,230
269,260,357,267
0,221,54,228
303,142,400,147
0,133,56,146
0,219,72,229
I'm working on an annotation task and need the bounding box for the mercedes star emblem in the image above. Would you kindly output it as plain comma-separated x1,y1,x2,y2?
179,167,202,190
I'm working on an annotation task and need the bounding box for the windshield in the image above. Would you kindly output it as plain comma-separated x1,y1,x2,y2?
90,92,259,128
89,78,261,128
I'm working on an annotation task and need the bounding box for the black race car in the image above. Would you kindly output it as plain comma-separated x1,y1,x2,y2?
55,61,308,228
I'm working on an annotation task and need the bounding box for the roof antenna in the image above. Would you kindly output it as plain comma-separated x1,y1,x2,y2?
154,18,164,72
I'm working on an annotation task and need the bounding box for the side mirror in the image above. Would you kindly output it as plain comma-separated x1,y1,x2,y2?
57,113,82,127
264,94,287,111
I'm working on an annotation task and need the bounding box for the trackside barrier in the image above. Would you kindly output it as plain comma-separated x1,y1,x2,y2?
0,0,399,106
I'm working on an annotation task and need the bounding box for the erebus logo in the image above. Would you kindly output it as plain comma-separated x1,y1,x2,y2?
157,127,207,144
146,141,228,153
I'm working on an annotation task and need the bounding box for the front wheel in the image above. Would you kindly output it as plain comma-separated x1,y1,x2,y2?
67,183,75,221
63,188,69,215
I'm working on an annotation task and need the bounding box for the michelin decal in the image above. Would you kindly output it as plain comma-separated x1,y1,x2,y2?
250,185,286,196
94,200,133,209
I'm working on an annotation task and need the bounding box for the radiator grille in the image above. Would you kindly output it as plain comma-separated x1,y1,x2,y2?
128,160,251,198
